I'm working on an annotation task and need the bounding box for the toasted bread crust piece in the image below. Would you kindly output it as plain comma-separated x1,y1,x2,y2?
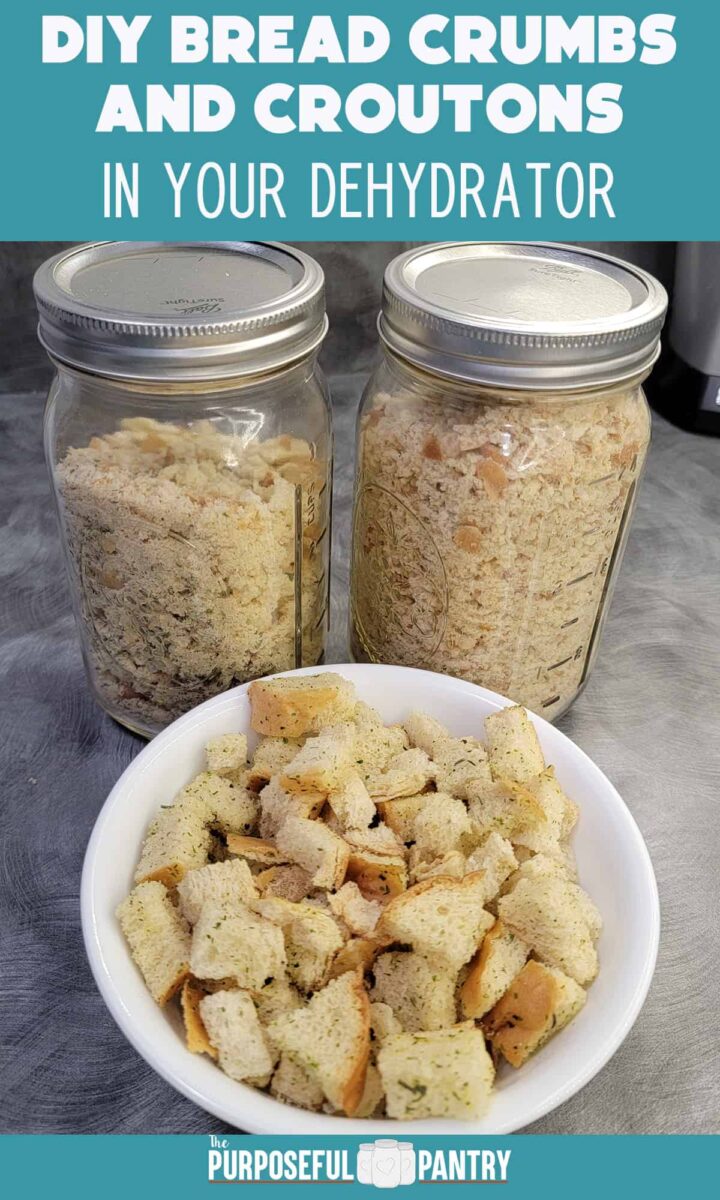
483,959,586,1066
328,937,382,980
346,849,408,902
226,833,289,866
117,880,191,1006
460,919,530,1019
485,706,545,784
249,673,356,738
181,979,218,1058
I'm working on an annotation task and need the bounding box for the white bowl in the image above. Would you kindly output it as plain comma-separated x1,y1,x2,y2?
81,663,659,1135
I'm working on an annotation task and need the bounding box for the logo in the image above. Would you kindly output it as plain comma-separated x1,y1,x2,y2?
356,1139,416,1189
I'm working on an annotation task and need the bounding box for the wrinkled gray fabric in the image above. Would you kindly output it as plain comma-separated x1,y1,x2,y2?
1,386,718,1134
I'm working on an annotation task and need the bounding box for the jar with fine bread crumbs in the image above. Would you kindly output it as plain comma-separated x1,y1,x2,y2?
36,241,332,738
350,242,668,719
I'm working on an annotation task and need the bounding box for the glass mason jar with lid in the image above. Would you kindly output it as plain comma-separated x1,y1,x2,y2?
350,242,668,720
36,241,332,738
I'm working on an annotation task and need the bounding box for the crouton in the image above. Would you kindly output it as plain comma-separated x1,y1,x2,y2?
249,673,356,738
376,794,429,844
411,851,466,884
485,706,545,783
370,1001,404,1043
376,874,494,969
498,875,600,985
328,936,381,979
465,832,518,900
252,975,302,1024
134,799,212,889
353,702,409,781
259,776,325,839
267,970,371,1115
410,792,472,862
378,1024,494,1120
248,737,303,791
181,979,217,1058
205,733,248,776
176,858,257,926
483,960,586,1067
465,776,545,841
117,881,191,1005
346,849,407,902
254,897,344,992
403,711,449,757
190,901,286,990
271,1054,324,1110
280,724,356,795
367,749,435,800
200,990,275,1084
432,737,493,800
275,816,350,891
371,951,457,1032
326,774,376,831
328,882,382,937
208,782,258,837
354,1063,384,1118
344,824,403,857
226,833,289,867
513,767,578,858
254,864,314,902
460,920,530,1019
501,851,571,896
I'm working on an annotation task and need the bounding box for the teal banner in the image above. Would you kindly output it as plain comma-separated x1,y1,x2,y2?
0,0,716,238
0,1134,717,1197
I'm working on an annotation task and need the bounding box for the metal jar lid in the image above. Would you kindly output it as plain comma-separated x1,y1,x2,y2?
34,241,328,382
379,242,668,390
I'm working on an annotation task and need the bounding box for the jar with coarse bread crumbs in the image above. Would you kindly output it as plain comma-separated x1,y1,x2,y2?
350,242,668,719
36,242,332,737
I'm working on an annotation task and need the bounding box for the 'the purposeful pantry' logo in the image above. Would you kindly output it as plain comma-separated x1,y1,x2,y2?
207,1135,511,1188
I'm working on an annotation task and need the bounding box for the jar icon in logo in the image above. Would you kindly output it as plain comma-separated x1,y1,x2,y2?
398,1144,416,1185
370,1140,403,1189
356,1144,374,1186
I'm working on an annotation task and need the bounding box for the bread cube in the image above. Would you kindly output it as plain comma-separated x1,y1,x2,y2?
377,874,494,969
205,733,248,776
252,975,302,1024
249,672,356,737
248,736,304,791
327,936,381,979
465,832,518,900
483,960,586,1066
513,767,579,858
376,794,429,843
255,897,344,992
433,737,493,799
460,919,530,1019
378,1024,494,1120
225,833,288,866
370,1001,404,1043
117,880,191,1005
271,1054,324,1110
200,990,275,1084
259,776,325,839
254,863,314,902
411,851,466,883
180,979,217,1058
177,858,257,925
367,748,435,800
498,875,600,985
465,776,545,841
485,706,545,783
328,882,382,937
190,901,286,990
275,816,350,891
267,970,371,1115
371,951,457,1032
346,849,407,901
280,724,356,795
326,773,376,831
410,791,472,862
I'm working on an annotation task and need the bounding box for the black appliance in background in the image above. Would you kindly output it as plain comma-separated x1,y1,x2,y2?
648,242,720,435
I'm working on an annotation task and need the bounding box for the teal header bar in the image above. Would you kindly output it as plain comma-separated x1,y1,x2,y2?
0,1,717,238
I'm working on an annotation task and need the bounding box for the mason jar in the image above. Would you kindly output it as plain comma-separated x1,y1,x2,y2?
350,242,667,720
36,242,332,737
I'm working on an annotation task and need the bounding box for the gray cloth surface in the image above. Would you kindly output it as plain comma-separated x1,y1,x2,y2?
1,385,718,1134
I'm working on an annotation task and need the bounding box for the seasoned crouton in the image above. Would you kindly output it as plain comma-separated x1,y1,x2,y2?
177,858,257,925
465,776,545,841
367,749,435,800
402,711,450,757
483,960,586,1067
411,851,466,883
370,1001,404,1043
249,673,356,738
275,816,350,891
328,882,382,938
501,851,572,895
259,776,325,839
371,951,457,1032
485,706,545,783
205,733,248,776
180,978,217,1058
513,767,579,858
326,774,376,831
254,897,344,992
280,724,356,795
433,737,493,800
377,874,494,969
354,1063,385,1118
190,901,286,990
376,794,429,843
378,1024,494,1120
134,796,212,889
344,823,403,857
271,1054,324,1111
410,791,472,862
254,864,314,902
200,990,275,1084
248,736,303,791
117,880,191,1005
226,833,289,867
465,832,518,900
346,849,408,902
328,937,380,980
207,781,258,837
498,875,600,985
460,919,530,1019
252,975,302,1024
353,702,409,781
267,970,371,1115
